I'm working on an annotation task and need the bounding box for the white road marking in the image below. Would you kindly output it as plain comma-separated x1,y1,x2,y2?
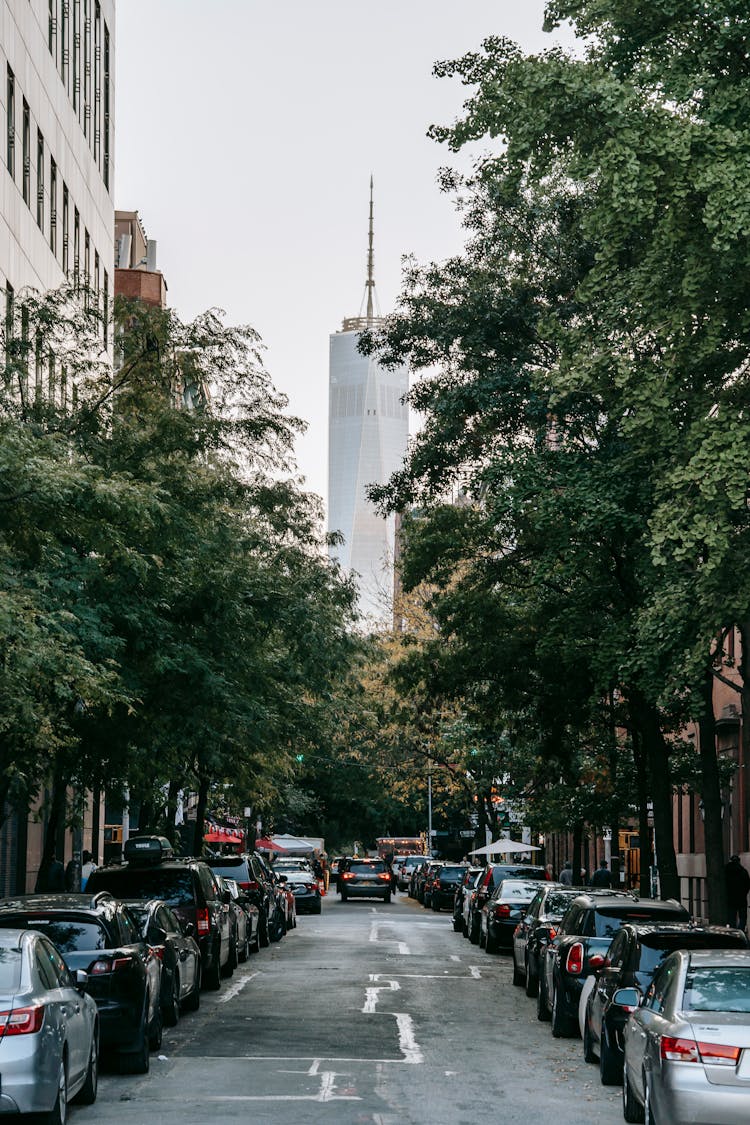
450,954,461,962
213,1068,360,1102
369,920,410,954
395,1013,424,1064
308,1059,320,1076
469,966,481,978
362,979,400,1013
397,942,411,955
218,971,258,1003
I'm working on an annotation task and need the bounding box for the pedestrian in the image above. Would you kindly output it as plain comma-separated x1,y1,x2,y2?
81,850,97,890
64,855,81,892
39,854,65,892
725,854,750,932
545,863,555,881
559,860,573,886
590,859,613,889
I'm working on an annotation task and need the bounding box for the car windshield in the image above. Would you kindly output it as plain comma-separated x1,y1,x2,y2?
209,861,248,880
1,917,109,953
594,910,673,938
440,867,466,879
683,967,750,1013
495,881,540,901
0,948,22,992
88,868,195,906
639,934,748,976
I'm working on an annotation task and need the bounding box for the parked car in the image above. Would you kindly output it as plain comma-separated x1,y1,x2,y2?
0,892,162,1074
584,922,748,1086
87,835,232,991
453,867,483,933
540,892,690,1038
429,863,467,911
512,884,578,994
621,948,750,1124
0,927,99,1116
415,861,443,905
276,865,322,914
466,864,548,944
422,862,444,908
126,898,202,1025
218,876,258,964
480,880,542,953
338,857,392,903
207,852,275,950
272,872,297,933
399,855,426,893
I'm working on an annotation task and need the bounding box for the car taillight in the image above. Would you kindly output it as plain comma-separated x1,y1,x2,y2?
663,1037,742,1066
377,872,391,882
548,927,557,941
89,956,132,974
196,907,211,934
566,942,584,975
150,945,165,961
0,1006,44,1035
495,904,511,918
588,954,606,970
342,872,356,881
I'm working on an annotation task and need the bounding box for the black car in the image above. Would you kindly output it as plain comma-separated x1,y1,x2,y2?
452,867,483,933
511,884,578,994
430,864,467,911
207,852,275,949
541,893,691,1038
583,922,748,1084
467,864,548,944
276,865,322,914
0,892,162,1074
480,879,542,952
126,898,202,1026
87,836,232,991
338,857,392,903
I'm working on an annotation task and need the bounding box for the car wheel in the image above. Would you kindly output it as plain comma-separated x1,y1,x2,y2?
525,954,538,998
239,930,250,962
583,1009,597,1063
47,1055,68,1124
478,924,487,949
341,891,348,902
461,917,468,937
222,935,238,977
270,905,286,940
259,910,270,948
551,983,575,1038
537,974,551,1022
512,951,525,985
599,1022,623,1085
384,892,391,905
162,972,180,1027
182,966,201,1012
148,998,162,1051
644,1078,657,1125
622,1066,645,1123
469,916,480,945
119,1009,150,1074
452,915,463,933
204,947,222,991
486,927,499,955
74,1027,98,1105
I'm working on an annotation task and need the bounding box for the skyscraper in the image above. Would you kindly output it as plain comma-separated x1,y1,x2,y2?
327,180,408,622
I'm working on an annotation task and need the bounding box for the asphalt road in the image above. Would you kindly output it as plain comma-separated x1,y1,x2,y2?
72,892,624,1125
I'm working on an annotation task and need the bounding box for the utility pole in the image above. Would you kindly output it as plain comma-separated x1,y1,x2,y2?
427,763,433,855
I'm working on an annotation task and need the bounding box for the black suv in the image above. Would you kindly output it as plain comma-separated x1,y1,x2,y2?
0,892,162,1073
583,922,748,1084
207,852,275,948
87,836,232,990
540,892,690,1037
338,857,392,902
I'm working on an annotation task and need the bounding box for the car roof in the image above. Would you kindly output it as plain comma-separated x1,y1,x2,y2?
0,929,25,948
624,923,742,938
684,949,750,968
592,898,688,915
0,893,116,914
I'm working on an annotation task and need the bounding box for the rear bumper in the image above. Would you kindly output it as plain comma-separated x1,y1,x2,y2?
0,1031,64,1114
653,1062,750,1125
433,888,459,909
342,885,389,899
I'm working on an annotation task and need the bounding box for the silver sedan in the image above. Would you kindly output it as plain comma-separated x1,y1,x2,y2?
0,927,99,1119
622,948,750,1124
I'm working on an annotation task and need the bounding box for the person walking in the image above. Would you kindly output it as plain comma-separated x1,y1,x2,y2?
559,861,573,886
590,859,613,889
80,850,97,891
725,854,750,931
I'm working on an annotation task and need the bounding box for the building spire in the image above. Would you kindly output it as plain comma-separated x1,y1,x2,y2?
366,175,375,323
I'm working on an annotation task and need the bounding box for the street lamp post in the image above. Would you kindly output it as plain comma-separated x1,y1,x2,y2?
427,766,433,854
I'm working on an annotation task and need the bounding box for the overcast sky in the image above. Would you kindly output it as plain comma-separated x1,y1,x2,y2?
115,2,571,504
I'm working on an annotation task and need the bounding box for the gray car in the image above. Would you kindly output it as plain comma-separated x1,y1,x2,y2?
621,948,750,1124
0,927,99,1120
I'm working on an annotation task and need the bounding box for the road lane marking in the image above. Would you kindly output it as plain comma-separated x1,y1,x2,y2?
369,920,411,954
218,971,258,1003
469,966,481,979
395,1013,423,1064
308,1059,320,1075
362,979,400,1013
450,954,461,962
212,1067,360,1102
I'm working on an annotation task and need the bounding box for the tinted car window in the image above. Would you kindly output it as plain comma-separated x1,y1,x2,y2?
683,967,750,1013
43,940,72,986
350,862,386,874
208,859,250,881
198,867,219,900
88,867,196,906
0,948,22,992
34,944,57,990
638,932,747,976
119,910,140,944
441,867,466,879
127,906,149,934
3,917,109,953
543,892,576,918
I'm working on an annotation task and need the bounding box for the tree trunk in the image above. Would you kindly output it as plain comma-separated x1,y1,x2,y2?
630,691,680,900
164,778,180,844
35,771,67,891
633,730,651,898
737,619,750,854
699,664,727,924
192,775,210,857
572,822,583,888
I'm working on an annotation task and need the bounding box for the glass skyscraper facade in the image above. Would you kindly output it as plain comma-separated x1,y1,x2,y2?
328,320,408,622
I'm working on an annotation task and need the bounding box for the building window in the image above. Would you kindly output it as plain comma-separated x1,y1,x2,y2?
36,131,44,230
49,158,57,255
6,67,15,180
93,2,101,163
35,333,43,399
94,249,99,294
103,269,108,346
48,0,57,55
103,21,110,189
83,0,90,142
60,363,67,408
73,207,80,285
73,0,80,113
22,100,30,206
84,229,90,296
62,183,69,272
61,0,69,87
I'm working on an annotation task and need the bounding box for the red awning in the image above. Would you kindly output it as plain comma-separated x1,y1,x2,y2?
204,828,244,845
255,836,286,852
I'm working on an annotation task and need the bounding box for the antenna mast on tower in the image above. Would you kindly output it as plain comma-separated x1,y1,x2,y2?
366,175,375,323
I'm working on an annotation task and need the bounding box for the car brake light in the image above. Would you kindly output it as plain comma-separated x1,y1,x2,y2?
548,927,557,940
342,872,356,881
661,1037,700,1063
698,1041,741,1066
588,954,606,969
196,907,210,934
150,945,165,961
566,942,584,975
0,1006,44,1035
89,959,111,975
89,956,132,973
377,872,391,882
496,904,511,918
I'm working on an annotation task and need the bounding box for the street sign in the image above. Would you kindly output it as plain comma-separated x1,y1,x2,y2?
459,830,474,838
430,829,437,836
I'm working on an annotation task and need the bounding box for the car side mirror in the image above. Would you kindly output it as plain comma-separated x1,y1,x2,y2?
613,987,641,1012
183,922,195,938
74,969,88,991
221,890,232,905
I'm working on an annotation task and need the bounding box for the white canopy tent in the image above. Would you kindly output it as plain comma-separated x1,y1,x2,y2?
470,839,541,857
270,834,317,854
